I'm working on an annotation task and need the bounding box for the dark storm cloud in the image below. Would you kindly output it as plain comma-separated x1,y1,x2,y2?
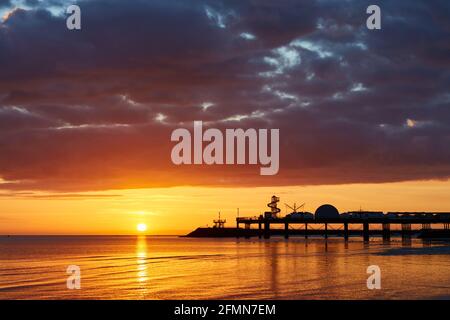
0,0,10,8
0,0,449,191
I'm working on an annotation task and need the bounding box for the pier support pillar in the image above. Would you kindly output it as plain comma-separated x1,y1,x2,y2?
258,222,262,239
363,222,369,242
324,223,328,239
305,223,308,239
344,223,349,241
264,221,270,239
382,223,390,241
245,223,250,239
284,222,289,239
236,220,240,238
402,223,411,238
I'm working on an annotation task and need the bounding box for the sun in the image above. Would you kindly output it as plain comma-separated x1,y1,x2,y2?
137,223,147,232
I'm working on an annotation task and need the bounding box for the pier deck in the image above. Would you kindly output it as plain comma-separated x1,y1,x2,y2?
236,213,450,240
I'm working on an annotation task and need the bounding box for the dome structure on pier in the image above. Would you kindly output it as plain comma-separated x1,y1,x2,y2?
315,204,339,219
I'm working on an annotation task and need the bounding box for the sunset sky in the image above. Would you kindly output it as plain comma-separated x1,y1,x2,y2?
0,0,449,234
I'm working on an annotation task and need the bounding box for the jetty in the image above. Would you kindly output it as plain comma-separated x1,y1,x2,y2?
186,196,450,241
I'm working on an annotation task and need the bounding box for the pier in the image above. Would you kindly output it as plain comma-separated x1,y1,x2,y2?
236,214,450,241
235,196,450,241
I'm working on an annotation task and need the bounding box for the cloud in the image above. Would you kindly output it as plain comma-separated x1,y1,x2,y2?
0,0,10,8
0,0,449,191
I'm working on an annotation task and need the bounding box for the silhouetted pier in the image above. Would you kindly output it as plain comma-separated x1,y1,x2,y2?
236,212,450,241
233,197,450,241
187,196,450,240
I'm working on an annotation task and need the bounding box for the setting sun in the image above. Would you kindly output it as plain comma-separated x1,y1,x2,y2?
137,223,147,232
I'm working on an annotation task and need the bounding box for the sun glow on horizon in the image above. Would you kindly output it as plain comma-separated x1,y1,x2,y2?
3,181,450,235
137,223,147,232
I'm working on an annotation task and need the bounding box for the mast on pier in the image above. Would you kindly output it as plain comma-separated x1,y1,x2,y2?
213,212,226,228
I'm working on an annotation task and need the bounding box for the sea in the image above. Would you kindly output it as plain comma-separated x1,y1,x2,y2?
1,236,450,299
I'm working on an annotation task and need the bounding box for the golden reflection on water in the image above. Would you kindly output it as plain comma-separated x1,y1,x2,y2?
136,236,148,284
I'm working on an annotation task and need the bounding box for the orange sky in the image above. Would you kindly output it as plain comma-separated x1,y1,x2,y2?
1,180,450,235
1,2,450,237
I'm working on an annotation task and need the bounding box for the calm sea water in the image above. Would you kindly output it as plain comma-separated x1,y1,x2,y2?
1,236,450,300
